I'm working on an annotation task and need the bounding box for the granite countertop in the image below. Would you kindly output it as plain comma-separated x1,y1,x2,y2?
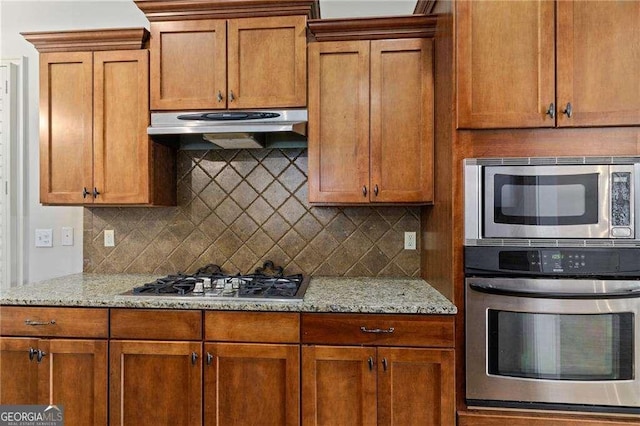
0,273,457,314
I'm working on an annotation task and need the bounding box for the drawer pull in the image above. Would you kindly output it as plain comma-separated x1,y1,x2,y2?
206,352,213,366
29,347,37,361
191,352,198,365
25,319,56,326
37,350,46,363
368,356,374,371
382,358,388,371
360,326,395,334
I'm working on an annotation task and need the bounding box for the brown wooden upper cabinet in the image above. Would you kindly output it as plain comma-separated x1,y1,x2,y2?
23,29,176,206
456,0,640,129
149,16,307,110
307,17,435,204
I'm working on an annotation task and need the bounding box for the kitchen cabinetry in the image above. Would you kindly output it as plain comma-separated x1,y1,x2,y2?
307,17,434,204
204,311,300,426
0,307,108,425
23,29,176,206
148,16,307,110
109,309,203,426
456,0,640,129
301,313,455,426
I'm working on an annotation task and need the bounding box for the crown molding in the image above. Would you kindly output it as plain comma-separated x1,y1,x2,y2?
308,15,437,42
22,28,149,53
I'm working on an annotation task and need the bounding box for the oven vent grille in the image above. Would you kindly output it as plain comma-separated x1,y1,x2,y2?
467,156,640,166
466,238,640,247
528,157,558,165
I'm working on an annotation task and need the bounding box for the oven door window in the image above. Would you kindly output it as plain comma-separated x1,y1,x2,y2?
493,173,599,226
487,310,634,380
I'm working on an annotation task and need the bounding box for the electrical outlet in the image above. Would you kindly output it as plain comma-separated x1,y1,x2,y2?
104,229,115,247
404,232,417,250
35,229,53,247
61,227,74,246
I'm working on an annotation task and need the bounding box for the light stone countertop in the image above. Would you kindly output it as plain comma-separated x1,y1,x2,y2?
0,273,457,314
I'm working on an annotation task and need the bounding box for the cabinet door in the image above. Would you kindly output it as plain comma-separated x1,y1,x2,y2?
377,348,454,426
93,50,150,204
370,38,434,203
456,0,555,128
308,41,371,204
109,341,202,426
150,20,227,110
39,52,93,204
204,343,300,426
228,16,307,108
302,345,377,426
0,337,39,404
39,339,108,426
556,1,640,127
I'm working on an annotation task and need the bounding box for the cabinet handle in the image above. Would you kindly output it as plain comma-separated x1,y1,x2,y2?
217,91,223,103
562,102,573,118
374,184,379,196
206,352,213,366
362,185,367,197
360,326,395,334
191,352,198,365
29,347,37,361
368,356,374,371
82,187,89,199
25,319,56,326
382,358,388,371
36,350,46,363
229,90,235,102
92,187,100,198
546,103,555,118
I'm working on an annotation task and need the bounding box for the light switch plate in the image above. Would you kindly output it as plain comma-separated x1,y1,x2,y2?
104,229,115,247
35,229,53,247
61,227,73,246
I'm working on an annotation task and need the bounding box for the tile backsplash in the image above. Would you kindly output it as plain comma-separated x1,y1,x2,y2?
84,149,420,277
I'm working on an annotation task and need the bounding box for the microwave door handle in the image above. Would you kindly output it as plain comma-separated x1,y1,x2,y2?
469,282,640,299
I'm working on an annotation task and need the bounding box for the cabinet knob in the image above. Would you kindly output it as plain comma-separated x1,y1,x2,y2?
362,186,367,197
191,352,198,365
229,90,235,102
374,184,379,196
92,187,100,198
382,358,388,371
562,102,573,118
206,352,213,366
368,356,374,371
217,91,223,103
36,350,46,363
29,347,37,361
82,187,89,199
546,103,555,118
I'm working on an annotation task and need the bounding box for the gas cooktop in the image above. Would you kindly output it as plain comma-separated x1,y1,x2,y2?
120,261,309,302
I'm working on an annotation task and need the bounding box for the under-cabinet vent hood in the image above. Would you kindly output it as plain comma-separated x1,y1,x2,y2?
148,110,307,150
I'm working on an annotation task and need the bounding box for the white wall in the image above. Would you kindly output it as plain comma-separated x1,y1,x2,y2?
0,1,148,284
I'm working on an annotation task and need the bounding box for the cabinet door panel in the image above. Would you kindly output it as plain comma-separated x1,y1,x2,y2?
41,339,107,426
150,20,226,110
93,50,149,204
39,52,93,204
370,38,433,203
456,0,555,128
308,41,370,203
556,1,640,127
377,348,454,426
109,341,202,426
204,343,299,426
0,337,39,404
302,345,377,426
228,16,306,108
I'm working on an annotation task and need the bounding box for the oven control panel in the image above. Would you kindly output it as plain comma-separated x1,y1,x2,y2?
465,246,640,276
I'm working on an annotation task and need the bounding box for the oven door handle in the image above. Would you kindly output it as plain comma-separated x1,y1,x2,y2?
469,282,640,299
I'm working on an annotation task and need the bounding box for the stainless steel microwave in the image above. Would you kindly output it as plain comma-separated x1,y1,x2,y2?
464,157,640,246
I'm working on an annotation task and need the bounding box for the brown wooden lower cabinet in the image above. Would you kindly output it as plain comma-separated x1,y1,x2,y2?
0,336,108,426
204,342,300,425
302,345,455,426
109,340,203,426
458,410,640,426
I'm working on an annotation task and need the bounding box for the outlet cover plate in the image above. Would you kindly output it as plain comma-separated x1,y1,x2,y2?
35,229,53,247
404,232,417,250
104,230,115,247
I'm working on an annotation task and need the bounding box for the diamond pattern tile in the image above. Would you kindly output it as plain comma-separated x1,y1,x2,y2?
84,149,421,277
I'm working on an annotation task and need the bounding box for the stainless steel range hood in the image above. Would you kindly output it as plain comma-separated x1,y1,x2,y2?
148,110,307,150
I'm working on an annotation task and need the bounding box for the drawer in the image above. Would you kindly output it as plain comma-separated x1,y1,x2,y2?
0,306,108,338
301,313,454,348
110,309,202,340
205,311,299,343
